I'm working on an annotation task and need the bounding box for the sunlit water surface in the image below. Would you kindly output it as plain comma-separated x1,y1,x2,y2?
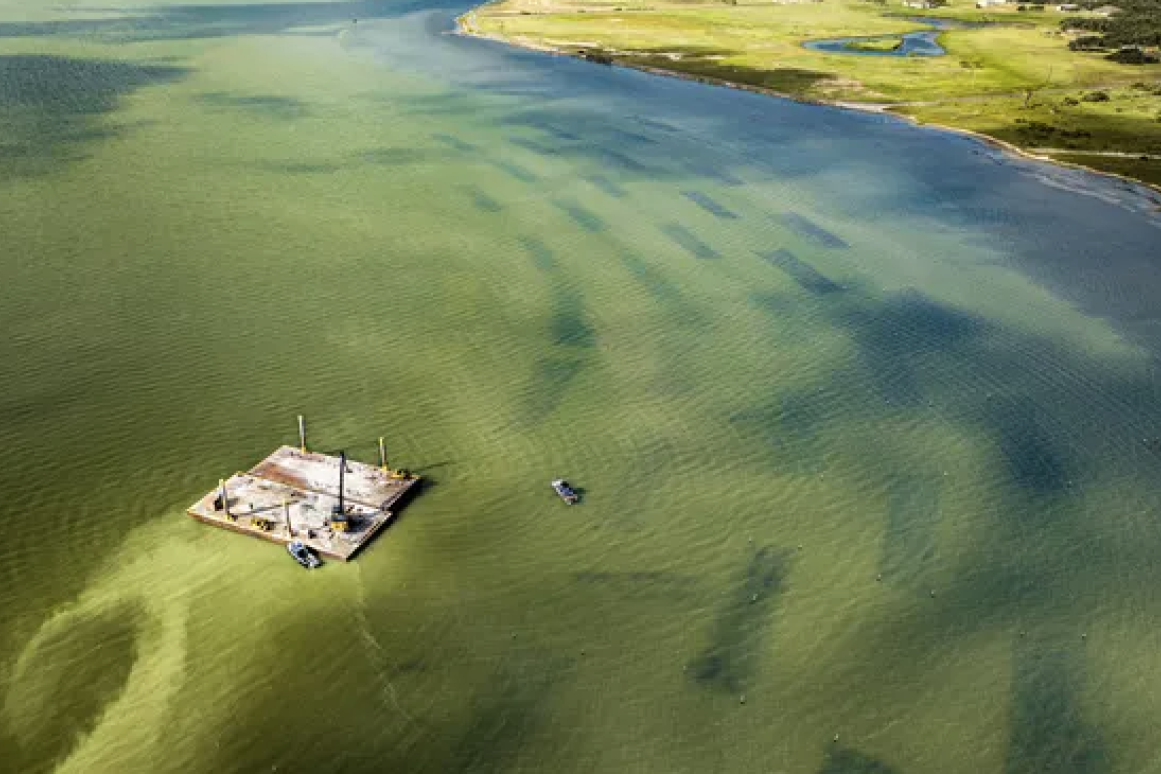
2,2,1161,772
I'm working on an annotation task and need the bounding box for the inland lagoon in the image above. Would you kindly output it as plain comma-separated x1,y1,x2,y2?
2,1,1161,773
804,17,957,57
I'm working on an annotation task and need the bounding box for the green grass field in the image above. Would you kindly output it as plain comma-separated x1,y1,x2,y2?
466,0,1161,186
843,37,905,51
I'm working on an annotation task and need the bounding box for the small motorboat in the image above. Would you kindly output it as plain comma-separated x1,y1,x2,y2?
551,479,579,505
287,540,321,569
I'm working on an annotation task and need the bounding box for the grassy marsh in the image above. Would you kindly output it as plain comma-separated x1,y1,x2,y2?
843,36,905,51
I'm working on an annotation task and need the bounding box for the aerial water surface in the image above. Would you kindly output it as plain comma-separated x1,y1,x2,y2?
2,1,1161,772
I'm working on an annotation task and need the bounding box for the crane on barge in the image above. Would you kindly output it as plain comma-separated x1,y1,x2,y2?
330,451,353,532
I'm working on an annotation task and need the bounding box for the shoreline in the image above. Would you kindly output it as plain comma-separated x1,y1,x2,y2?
454,11,1161,202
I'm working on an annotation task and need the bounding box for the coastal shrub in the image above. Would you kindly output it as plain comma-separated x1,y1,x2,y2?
1024,120,1058,134
581,51,615,65
1061,17,1109,32
1056,0,1161,50
1107,47,1159,63
1082,89,1112,101
1069,35,1107,50
1063,96,1080,105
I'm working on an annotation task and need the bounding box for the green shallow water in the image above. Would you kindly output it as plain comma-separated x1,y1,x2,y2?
3,2,1161,772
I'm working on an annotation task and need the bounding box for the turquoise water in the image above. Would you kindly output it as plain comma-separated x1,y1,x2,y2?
3,2,1161,773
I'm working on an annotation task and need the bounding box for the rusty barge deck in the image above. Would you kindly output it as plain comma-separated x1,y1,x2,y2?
187,445,420,561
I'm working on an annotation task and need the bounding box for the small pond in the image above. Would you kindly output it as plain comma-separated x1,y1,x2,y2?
803,16,984,57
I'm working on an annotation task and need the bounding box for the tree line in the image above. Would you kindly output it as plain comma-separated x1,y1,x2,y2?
1060,0,1161,50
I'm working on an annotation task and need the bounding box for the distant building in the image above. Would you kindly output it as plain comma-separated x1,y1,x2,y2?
1055,3,1080,10
1091,4,1122,14
902,0,937,7
975,0,1008,7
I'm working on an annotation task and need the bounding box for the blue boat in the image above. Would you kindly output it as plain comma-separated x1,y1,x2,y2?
552,479,579,505
287,540,321,569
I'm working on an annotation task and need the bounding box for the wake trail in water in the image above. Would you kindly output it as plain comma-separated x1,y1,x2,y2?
351,565,419,728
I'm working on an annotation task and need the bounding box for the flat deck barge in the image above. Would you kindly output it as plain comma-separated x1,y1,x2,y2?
187,445,420,561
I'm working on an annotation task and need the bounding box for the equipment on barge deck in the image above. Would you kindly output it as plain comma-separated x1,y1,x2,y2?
330,451,353,532
214,478,236,521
